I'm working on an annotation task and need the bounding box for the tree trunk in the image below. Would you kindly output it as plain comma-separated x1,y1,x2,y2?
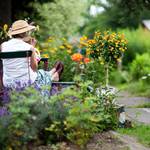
0,0,12,26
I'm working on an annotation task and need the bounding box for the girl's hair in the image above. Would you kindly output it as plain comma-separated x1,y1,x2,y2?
12,32,29,39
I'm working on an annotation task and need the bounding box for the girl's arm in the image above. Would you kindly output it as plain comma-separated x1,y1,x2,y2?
30,48,38,72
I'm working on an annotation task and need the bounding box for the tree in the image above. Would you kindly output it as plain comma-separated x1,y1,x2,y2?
83,0,150,34
12,0,54,21
33,0,88,41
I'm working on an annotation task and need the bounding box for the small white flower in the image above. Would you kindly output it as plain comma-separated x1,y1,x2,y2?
32,116,37,120
141,76,147,80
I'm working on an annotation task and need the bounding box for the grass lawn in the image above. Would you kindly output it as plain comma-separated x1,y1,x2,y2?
118,81,150,97
117,124,150,147
133,103,150,108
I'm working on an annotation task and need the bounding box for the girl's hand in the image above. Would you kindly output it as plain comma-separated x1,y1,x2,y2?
30,38,37,46
35,49,41,62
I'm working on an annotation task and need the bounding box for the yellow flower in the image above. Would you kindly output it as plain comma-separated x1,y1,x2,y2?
103,35,108,40
87,39,96,45
101,43,104,47
47,36,53,43
104,31,108,35
3,24,8,32
42,54,49,58
66,44,72,49
59,45,65,49
7,146,13,150
62,38,67,41
95,31,101,37
80,41,88,47
100,60,104,65
119,47,125,52
110,47,114,51
121,33,125,39
121,39,125,43
67,49,72,54
86,48,91,55
15,130,24,136
50,49,55,54
117,58,121,62
63,121,67,125
36,25,40,31
80,36,87,41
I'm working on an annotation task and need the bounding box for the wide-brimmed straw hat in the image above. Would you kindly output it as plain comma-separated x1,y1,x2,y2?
8,20,36,36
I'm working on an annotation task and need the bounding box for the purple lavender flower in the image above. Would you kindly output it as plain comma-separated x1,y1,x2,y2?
0,107,9,117
0,88,11,104
50,85,59,96
34,83,41,91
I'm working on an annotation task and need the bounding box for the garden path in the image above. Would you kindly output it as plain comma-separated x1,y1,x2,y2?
111,131,150,150
117,91,150,124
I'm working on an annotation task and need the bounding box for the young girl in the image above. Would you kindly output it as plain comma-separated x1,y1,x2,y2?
1,20,63,88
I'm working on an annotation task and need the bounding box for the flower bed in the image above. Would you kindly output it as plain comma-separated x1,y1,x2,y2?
0,79,118,149
0,30,127,149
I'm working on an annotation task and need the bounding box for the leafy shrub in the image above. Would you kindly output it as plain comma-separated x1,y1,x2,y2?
46,79,118,147
0,87,50,149
110,69,130,85
141,74,150,84
119,28,150,66
122,81,150,97
130,53,150,80
84,60,105,84
0,79,118,149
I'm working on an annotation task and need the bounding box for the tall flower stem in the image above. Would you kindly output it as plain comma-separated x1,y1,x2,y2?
105,63,109,88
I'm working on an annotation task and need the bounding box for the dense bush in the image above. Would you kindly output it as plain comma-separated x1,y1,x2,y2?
110,69,130,85
0,79,118,149
0,87,50,149
130,53,150,81
119,28,150,66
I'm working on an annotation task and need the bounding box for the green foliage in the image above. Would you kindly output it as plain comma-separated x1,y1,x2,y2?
33,0,88,41
46,80,118,147
83,0,150,34
120,81,150,97
110,70,130,85
0,79,118,149
119,28,150,65
130,53,150,80
12,0,54,21
38,37,76,81
84,60,105,84
0,87,50,149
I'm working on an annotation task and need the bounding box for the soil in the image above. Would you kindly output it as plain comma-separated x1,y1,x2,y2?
33,132,129,150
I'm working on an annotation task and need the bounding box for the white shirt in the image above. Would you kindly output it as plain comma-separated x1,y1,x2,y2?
1,38,37,87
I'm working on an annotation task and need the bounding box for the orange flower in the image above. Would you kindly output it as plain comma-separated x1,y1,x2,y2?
84,58,91,64
71,53,83,62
